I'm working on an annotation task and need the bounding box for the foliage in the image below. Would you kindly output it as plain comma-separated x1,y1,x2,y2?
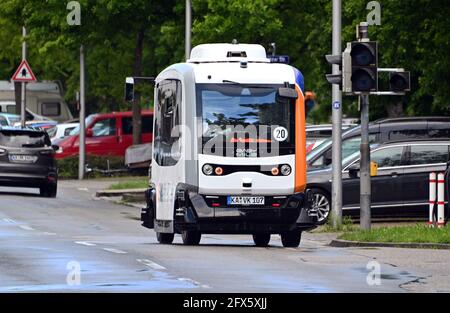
339,224,450,244
0,0,449,122
108,178,149,190
57,155,125,179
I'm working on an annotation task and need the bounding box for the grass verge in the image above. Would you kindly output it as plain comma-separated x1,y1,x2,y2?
339,224,450,244
108,179,149,190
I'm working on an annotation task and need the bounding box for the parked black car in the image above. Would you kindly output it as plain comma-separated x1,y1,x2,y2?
0,127,58,197
307,117,450,170
308,140,450,223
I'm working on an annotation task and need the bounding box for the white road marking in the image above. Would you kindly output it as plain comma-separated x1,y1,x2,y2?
102,248,127,254
178,277,211,289
137,259,166,270
78,188,89,192
287,248,298,251
2,218,16,224
19,225,34,231
75,241,97,247
42,232,57,236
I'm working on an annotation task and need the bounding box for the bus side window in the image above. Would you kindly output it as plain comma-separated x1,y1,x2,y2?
153,79,181,167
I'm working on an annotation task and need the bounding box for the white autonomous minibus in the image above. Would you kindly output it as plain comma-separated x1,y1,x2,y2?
133,43,318,247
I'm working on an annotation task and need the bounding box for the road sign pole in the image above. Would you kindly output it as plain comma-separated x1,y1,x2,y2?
359,94,371,230
79,45,86,180
20,27,27,128
331,0,343,228
185,0,192,60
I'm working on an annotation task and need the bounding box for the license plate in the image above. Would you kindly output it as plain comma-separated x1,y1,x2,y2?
9,154,38,163
227,196,265,206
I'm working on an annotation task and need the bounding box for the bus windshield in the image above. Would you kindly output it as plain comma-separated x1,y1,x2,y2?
197,83,296,157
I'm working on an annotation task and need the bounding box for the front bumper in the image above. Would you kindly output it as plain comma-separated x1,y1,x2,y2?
141,189,318,234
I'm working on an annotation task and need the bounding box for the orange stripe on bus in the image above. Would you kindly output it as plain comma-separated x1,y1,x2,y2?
295,85,306,193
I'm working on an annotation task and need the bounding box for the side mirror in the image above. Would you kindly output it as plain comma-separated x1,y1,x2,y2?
86,128,93,137
125,77,135,102
348,164,360,178
277,87,298,100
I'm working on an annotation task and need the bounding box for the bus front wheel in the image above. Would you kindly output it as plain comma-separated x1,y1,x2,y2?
252,233,271,247
156,232,174,244
181,230,201,245
280,231,302,248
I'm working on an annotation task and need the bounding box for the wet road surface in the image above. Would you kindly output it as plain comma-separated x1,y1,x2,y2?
0,180,447,293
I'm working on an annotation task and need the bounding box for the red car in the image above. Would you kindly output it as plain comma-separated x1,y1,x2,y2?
55,111,153,159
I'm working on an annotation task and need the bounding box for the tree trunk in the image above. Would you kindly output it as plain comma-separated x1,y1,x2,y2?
132,28,145,145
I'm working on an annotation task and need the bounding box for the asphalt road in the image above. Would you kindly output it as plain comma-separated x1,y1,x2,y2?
0,180,448,293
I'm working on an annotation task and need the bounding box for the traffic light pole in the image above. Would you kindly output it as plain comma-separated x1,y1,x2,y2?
359,94,371,230
21,27,27,128
331,0,343,228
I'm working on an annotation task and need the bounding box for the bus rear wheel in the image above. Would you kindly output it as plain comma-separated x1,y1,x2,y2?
181,230,201,245
252,233,271,247
156,232,174,244
280,231,302,248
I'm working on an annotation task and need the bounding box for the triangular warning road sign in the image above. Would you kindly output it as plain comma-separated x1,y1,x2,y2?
12,59,37,82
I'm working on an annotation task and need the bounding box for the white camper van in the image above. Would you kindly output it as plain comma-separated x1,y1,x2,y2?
136,43,317,247
0,81,73,122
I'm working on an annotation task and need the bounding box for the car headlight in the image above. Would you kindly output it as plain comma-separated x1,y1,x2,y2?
55,147,63,154
202,164,214,175
280,164,292,176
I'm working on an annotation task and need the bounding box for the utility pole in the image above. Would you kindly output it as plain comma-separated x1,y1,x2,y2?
79,45,86,180
185,0,192,60
20,27,27,128
331,0,343,228
357,22,372,230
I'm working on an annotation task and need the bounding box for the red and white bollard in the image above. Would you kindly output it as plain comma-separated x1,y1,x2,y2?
429,172,437,227
437,173,446,228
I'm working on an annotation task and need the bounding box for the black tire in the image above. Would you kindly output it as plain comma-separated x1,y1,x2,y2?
252,233,271,247
280,231,302,248
40,184,57,198
156,232,174,244
181,230,202,245
310,188,331,225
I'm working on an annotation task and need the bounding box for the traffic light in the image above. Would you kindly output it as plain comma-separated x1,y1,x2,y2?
325,47,352,92
389,71,410,92
325,54,343,87
350,41,378,93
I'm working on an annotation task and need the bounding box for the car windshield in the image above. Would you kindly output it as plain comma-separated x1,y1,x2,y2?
0,130,50,148
198,83,296,157
306,125,361,162
69,115,96,136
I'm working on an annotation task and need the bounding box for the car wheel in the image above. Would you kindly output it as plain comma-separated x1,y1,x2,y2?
280,231,302,248
252,233,271,247
156,232,174,244
40,184,57,198
48,184,57,198
181,230,202,245
311,188,331,225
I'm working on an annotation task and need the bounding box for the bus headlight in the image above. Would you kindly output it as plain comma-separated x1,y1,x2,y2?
271,167,280,176
215,167,224,176
202,164,214,176
280,164,292,176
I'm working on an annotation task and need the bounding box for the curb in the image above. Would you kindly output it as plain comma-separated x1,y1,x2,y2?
95,188,146,198
330,239,450,250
